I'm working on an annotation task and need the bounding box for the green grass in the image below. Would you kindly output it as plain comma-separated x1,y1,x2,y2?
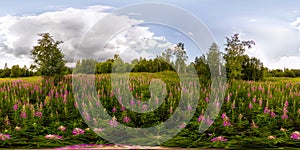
0,76,41,82
265,77,300,82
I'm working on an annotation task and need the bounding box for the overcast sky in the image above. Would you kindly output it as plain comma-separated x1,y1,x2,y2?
1,0,300,69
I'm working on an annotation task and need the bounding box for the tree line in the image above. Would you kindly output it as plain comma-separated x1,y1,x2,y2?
1,33,298,81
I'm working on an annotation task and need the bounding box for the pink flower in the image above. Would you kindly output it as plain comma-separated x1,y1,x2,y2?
282,114,288,120
142,104,148,111
178,123,186,129
123,116,131,123
211,136,227,142
13,104,18,111
112,107,117,113
45,134,62,140
291,131,300,140
221,113,227,119
187,105,192,111
20,112,27,119
264,107,270,114
93,128,105,133
58,126,66,132
259,99,263,107
0,133,11,140
248,102,253,109
205,118,214,126
109,117,118,127
223,120,231,127
72,128,84,135
283,107,288,113
120,105,126,111
253,97,256,103
284,100,289,107
205,97,209,103
198,115,205,122
35,111,42,118
270,111,276,118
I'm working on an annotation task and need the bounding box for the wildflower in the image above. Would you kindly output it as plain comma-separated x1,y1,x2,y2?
130,99,135,106
123,116,131,123
15,126,21,131
264,107,270,114
142,104,148,111
13,104,18,111
45,134,62,140
187,104,192,111
259,98,263,107
178,123,186,129
0,133,11,140
284,100,289,107
205,118,214,126
205,97,209,103
248,102,253,109
283,107,288,113
35,111,42,118
109,116,118,127
58,126,66,132
282,114,288,120
253,97,257,103
247,92,251,97
221,113,231,127
120,105,126,111
211,136,227,142
270,111,276,118
268,136,276,140
290,131,300,140
20,112,27,119
72,128,85,135
221,113,227,119
198,114,205,122
93,128,105,133
112,107,117,113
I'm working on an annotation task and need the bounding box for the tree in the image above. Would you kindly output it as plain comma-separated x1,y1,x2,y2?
207,43,223,77
174,43,188,73
31,33,66,83
223,34,255,80
10,65,21,77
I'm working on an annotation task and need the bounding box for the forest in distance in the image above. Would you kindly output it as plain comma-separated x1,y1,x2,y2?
0,33,299,81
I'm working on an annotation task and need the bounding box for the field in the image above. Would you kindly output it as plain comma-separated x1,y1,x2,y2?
1,72,300,149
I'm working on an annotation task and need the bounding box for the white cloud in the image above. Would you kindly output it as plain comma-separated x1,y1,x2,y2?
248,18,256,23
0,5,175,68
217,16,300,69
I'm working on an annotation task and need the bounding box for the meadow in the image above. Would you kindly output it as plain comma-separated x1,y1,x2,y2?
1,72,300,149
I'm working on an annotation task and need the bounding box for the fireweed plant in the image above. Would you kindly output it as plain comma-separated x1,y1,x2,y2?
0,72,300,148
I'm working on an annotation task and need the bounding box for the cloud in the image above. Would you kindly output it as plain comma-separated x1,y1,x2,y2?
0,5,175,67
212,16,300,69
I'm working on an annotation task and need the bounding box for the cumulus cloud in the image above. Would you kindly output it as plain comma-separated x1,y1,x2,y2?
213,16,300,69
0,5,175,67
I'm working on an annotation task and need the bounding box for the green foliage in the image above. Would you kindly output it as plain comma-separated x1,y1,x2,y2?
30,33,66,82
223,34,255,80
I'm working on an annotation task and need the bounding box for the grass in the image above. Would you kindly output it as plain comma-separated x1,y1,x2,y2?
0,76,41,82
265,77,300,82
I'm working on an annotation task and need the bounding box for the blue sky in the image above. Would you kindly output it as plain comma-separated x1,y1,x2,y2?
1,0,300,69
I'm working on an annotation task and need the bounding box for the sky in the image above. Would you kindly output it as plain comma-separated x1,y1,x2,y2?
1,0,300,69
